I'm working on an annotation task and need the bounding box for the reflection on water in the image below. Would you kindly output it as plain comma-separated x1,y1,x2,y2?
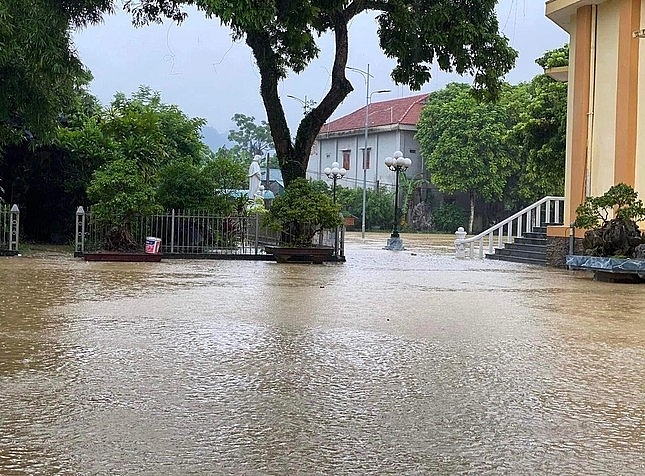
1,235,644,474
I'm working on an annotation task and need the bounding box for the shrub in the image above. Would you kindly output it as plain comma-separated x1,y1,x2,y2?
432,203,466,232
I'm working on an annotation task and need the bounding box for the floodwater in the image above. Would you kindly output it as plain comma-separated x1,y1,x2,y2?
0,233,643,475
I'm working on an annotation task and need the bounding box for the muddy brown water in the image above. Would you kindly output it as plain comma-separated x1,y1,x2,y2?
1,234,644,475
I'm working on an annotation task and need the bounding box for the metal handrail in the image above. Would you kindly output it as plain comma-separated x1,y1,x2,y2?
455,196,565,258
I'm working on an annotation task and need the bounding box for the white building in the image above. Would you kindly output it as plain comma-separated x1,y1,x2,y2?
307,94,429,190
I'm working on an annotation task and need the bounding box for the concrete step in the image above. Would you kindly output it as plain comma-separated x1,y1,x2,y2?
483,222,562,266
486,253,547,266
513,236,547,246
502,242,546,254
523,231,547,240
492,247,546,259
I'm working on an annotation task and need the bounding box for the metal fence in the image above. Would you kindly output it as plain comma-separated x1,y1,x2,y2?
0,204,20,254
75,207,344,259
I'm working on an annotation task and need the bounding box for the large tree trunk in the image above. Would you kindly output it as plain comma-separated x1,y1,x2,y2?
246,14,354,187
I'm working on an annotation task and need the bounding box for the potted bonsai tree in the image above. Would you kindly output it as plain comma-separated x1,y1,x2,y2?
264,178,342,263
574,183,645,257
568,183,645,281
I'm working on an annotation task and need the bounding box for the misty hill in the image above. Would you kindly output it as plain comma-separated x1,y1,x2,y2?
201,126,231,152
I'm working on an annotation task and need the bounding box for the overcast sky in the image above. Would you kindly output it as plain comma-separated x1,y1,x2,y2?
73,0,568,135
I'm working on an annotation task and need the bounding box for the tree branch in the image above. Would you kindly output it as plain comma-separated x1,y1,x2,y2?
245,31,294,172
346,1,391,18
292,13,353,172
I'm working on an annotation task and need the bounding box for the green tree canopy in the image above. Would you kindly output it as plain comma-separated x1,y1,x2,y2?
202,148,248,192
101,87,208,175
227,113,273,159
509,46,568,202
156,148,248,213
0,0,112,147
156,161,216,211
125,0,517,186
536,45,569,69
416,82,518,233
0,85,110,241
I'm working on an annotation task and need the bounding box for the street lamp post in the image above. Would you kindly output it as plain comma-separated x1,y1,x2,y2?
287,94,316,114
324,162,346,258
346,64,390,239
384,151,411,251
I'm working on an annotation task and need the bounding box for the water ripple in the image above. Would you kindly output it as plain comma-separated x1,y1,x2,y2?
1,238,644,474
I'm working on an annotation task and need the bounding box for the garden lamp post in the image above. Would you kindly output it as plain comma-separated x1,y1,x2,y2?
384,151,411,251
324,162,346,258
324,162,346,204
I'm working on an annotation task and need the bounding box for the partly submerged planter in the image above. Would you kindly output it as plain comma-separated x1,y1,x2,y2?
264,245,335,264
83,251,162,262
566,255,645,283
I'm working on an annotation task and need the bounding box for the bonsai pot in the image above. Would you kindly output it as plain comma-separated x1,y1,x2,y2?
264,245,334,264
566,255,645,283
83,251,162,262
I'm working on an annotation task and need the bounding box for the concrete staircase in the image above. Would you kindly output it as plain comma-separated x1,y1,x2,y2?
453,196,565,261
486,226,549,266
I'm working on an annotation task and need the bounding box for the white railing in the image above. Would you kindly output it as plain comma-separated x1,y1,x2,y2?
454,196,565,259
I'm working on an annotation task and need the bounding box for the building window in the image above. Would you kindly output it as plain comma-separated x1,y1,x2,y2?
342,149,351,170
362,147,371,170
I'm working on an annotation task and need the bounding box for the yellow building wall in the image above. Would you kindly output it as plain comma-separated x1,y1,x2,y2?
563,18,577,226
591,1,620,197
637,4,645,195
547,0,644,237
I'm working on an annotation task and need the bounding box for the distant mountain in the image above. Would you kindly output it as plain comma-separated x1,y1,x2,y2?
201,126,231,152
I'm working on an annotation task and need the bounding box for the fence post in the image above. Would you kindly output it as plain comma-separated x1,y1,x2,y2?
9,205,19,251
171,209,175,253
75,206,85,254
254,213,260,255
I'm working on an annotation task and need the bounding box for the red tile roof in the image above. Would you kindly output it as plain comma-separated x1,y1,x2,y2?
321,93,429,134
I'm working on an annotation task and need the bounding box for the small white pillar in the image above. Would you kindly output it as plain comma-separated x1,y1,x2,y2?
75,206,85,254
455,226,467,258
10,204,19,251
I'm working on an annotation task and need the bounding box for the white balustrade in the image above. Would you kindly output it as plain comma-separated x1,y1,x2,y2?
454,196,565,259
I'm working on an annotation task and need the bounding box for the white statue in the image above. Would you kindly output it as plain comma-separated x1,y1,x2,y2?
248,155,262,200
